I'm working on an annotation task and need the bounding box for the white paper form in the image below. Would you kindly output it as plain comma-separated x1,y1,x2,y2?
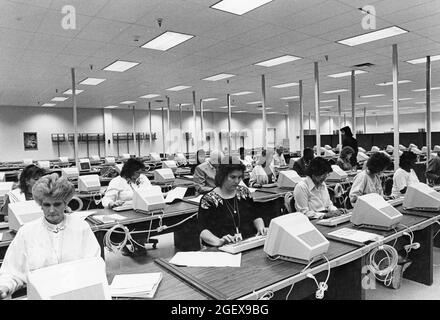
165,187,188,203
169,251,242,267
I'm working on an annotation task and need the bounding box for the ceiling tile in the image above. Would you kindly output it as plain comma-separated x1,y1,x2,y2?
75,18,130,42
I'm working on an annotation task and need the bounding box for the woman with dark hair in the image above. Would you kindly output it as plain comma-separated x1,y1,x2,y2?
341,126,358,168
198,156,267,247
349,152,391,204
102,158,151,209
293,157,344,219
191,149,206,174
336,146,355,171
392,151,419,197
293,148,315,177
1,164,46,218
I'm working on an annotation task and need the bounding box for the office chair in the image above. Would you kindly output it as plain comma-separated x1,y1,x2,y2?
68,196,83,212
383,177,394,196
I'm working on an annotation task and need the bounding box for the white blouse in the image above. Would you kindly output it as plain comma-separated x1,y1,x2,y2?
0,215,100,294
101,174,151,208
392,168,419,197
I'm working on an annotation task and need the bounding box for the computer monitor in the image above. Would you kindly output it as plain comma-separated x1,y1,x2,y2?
0,182,14,202
410,147,422,155
357,151,369,162
115,163,123,173
37,160,50,169
61,167,79,180
175,153,187,165
421,146,428,154
277,170,303,188
105,157,116,165
326,165,348,182
8,200,43,232
264,213,330,264
132,185,165,213
154,168,175,184
336,144,342,152
90,155,100,162
350,193,402,230
59,156,69,163
78,158,91,172
371,146,380,152
150,153,161,162
386,145,394,153
78,174,101,193
121,153,131,160
162,160,178,172
358,147,366,153
288,157,300,169
399,144,407,151
0,172,5,182
380,150,392,159
403,182,440,211
324,145,332,150
433,145,440,153
23,159,33,166
324,149,336,157
409,143,417,149
27,257,111,300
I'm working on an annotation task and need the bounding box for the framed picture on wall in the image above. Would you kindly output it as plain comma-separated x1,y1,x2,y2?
24,132,38,151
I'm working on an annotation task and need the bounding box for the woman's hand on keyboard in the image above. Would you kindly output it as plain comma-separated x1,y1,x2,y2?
110,200,125,208
257,227,268,236
324,210,342,219
220,234,236,245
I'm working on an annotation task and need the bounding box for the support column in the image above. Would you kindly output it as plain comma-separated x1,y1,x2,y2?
363,107,367,134
103,109,114,156
200,99,204,149
71,68,79,167
351,70,356,138
192,91,198,151
167,96,171,153
338,95,342,147
392,44,400,169
288,101,301,153
314,62,321,155
426,56,432,168
161,106,165,157
261,75,267,150
179,103,183,153
132,106,137,156
299,80,304,156
227,94,232,156
148,102,152,152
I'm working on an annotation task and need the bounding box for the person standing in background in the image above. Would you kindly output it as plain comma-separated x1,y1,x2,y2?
340,126,358,168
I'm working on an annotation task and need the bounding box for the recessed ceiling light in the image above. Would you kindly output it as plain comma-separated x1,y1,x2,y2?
254,55,302,67
406,54,440,64
323,89,348,94
266,112,278,114
360,94,386,98
321,99,337,103
376,104,392,108
120,101,137,104
166,85,192,91
376,80,412,86
337,26,408,46
280,96,299,100
141,31,194,51
139,94,160,99
220,105,238,108
390,98,413,101
202,73,235,81
202,98,218,102
79,78,106,86
63,89,84,95
272,82,298,88
247,101,262,105
327,70,367,78
233,111,247,113
412,87,440,92
356,102,369,105
103,60,139,72
256,106,273,110
51,97,68,102
232,91,254,96
104,105,118,109
42,103,56,107
179,103,191,106
211,0,273,15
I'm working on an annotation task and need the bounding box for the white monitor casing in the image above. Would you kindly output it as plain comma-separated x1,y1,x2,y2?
132,185,165,213
371,146,380,152
37,161,50,169
122,154,131,160
324,145,332,150
162,160,178,171
154,168,175,184
403,182,440,210
61,167,79,180
8,200,43,232
324,149,336,157
0,172,5,182
277,170,303,188
0,182,14,201
386,145,394,153
326,165,348,181
59,156,69,163
23,159,33,166
358,147,366,153
150,153,161,162
90,155,100,162
78,174,101,193
357,151,369,162
105,157,116,165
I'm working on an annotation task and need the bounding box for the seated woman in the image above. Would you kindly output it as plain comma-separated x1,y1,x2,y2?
293,148,314,177
1,164,46,220
249,150,276,188
101,158,151,209
193,150,224,194
336,146,355,171
238,147,253,171
198,156,267,247
190,149,206,175
293,157,345,219
349,152,391,205
0,173,100,299
392,151,419,197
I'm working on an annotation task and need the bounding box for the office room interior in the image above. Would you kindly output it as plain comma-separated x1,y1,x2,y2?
1,0,440,302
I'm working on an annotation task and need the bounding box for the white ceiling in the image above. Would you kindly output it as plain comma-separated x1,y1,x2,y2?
1,0,440,116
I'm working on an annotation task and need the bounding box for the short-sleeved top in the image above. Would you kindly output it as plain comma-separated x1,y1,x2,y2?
198,186,258,243
392,168,419,196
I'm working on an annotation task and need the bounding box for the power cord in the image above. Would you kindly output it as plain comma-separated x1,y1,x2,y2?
367,244,398,285
305,255,331,300
258,291,274,300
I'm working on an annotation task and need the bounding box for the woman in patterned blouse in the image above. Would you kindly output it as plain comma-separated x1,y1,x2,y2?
198,155,267,247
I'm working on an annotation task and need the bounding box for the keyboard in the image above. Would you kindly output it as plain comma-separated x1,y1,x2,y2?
316,213,352,227
219,235,266,254
261,183,277,188
113,203,133,212
387,196,404,207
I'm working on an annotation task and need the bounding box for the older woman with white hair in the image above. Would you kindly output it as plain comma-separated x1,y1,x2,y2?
249,149,276,188
0,173,100,299
193,150,224,194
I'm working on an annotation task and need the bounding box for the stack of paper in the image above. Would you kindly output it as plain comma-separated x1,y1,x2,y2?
165,187,187,203
69,210,97,220
169,252,242,267
186,195,203,204
110,273,162,298
93,213,126,223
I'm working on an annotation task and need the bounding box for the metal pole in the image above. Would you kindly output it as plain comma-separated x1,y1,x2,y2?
71,68,79,167
192,91,198,151
200,99,204,148
392,44,399,169
426,55,432,169
351,70,356,138
344,114,346,126
299,80,304,156
161,106,165,157
227,94,232,157
132,106,137,156
314,62,321,156
308,112,311,135
179,103,183,152
338,95,342,147
166,96,170,153
148,102,152,153
363,107,367,133
261,75,267,150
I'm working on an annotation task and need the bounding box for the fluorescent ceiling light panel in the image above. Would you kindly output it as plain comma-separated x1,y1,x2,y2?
412,87,440,92
141,31,194,51
63,89,84,95
406,54,440,64
202,73,235,81
328,70,367,78
179,103,191,106
415,102,426,104
166,85,191,91
211,0,273,15
390,98,413,101
360,94,386,98
139,94,160,99
272,82,298,88
254,55,301,67
79,78,106,85
376,104,392,108
120,101,137,104
51,97,68,102
103,60,139,72
202,98,218,102
376,80,412,86
232,91,254,96
220,105,237,108
337,26,408,46
247,101,262,105
104,106,118,109
281,96,299,100
321,99,337,103
234,111,246,113
257,106,273,110
323,89,348,94
356,102,369,105
42,103,56,107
